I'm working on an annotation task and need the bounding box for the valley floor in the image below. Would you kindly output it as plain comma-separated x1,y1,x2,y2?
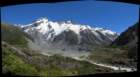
39,50,137,72
28,35,137,72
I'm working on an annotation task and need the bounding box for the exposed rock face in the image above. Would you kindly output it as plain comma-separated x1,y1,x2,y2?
18,17,118,51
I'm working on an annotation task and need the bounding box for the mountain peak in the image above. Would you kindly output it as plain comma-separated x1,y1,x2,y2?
20,17,118,43
35,17,49,23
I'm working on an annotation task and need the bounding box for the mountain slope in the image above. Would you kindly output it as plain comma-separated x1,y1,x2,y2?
88,22,138,68
111,22,138,65
111,22,138,47
1,23,34,47
19,17,118,51
2,23,118,76
1,23,28,47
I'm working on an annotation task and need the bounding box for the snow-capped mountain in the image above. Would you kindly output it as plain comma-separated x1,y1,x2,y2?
18,17,118,51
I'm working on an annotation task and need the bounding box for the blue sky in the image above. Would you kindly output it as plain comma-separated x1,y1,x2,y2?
1,1,139,33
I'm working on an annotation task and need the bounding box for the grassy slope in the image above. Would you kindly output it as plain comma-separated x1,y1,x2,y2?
88,47,136,67
2,42,117,76
2,23,39,76
1,23,34,47
111,22,138,47
2,44,38,76
1,23,28,47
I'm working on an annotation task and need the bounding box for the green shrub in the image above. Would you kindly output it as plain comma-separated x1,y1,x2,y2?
88,47,137,67
2,53,38,76
1,23,28,47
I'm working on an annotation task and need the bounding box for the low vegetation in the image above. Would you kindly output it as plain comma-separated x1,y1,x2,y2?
2,23,134,76
88,22,138,68
2,41,118,76
88,47,137,68
2,43,39,76
1,23,33,47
